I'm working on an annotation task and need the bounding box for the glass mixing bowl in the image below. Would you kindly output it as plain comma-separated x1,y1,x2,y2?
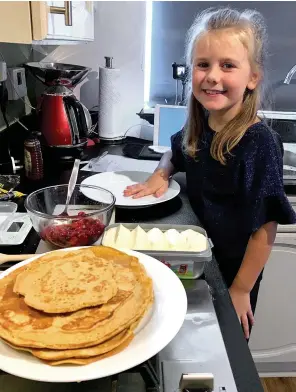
25,184,115,248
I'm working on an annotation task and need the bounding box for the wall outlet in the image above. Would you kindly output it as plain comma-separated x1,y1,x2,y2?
6,67,27,101
0,62,7,82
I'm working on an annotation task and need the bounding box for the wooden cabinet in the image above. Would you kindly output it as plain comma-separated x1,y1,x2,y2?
0,1,94,44
33,1,94,43
0,2,32,44
249,233,296,375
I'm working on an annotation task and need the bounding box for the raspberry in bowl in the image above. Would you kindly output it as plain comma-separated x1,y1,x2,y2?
25,184,115,248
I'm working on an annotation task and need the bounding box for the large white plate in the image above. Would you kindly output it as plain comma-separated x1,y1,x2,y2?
0,247,187,383
81,171,181,208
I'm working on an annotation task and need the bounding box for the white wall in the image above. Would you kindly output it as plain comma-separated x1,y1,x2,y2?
39,1,147,138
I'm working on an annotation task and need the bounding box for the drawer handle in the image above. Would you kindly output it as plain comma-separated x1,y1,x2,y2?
49,1,73,26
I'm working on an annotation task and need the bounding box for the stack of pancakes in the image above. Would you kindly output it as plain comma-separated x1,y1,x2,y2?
0,246,153,366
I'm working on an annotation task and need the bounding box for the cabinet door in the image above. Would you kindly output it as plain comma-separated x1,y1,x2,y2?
249,233,296,373
0,1,32,44
46,1,94,41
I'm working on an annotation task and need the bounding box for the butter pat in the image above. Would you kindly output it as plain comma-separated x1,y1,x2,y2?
115,224,134,249
132,226,150,250
102,227,117,247
180,229,207,252
164,229,187,251
147,228,169,250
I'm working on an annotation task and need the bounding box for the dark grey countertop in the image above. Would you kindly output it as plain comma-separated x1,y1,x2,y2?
0,140,265,391
116,171,263,392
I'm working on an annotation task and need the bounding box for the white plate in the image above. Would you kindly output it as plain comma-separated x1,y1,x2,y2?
0,247,187,383
81,171,181,208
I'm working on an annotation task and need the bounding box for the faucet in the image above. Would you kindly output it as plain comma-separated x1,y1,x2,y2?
284,64,296,84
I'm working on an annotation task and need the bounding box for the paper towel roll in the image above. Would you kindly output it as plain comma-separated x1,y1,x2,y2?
98,66,123,140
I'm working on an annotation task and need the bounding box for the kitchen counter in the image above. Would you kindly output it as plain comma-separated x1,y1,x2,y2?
0,139,265,391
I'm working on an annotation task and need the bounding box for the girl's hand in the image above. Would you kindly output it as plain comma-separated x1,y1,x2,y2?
123,169,169,199
229,285,255,340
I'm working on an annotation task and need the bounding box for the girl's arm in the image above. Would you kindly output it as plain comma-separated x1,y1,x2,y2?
229,221,277,339
154,150,176,179
231,221,277,293
123,151,176,198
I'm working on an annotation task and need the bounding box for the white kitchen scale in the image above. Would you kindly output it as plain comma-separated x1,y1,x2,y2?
0,213,32,246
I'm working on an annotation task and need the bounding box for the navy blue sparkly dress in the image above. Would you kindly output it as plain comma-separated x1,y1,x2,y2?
171,120,296,290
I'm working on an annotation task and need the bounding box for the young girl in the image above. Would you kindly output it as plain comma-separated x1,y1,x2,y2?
124,7,296,339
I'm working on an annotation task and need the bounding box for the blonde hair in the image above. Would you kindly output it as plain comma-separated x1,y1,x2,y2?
183,7,270,164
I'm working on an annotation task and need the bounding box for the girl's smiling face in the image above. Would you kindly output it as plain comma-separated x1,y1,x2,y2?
192,29,259,119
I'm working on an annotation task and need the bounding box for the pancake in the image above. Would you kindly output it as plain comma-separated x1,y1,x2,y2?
44,334,134,366
90,246,140,269
0,247,153,351
13,249,118,313
3,328,133,360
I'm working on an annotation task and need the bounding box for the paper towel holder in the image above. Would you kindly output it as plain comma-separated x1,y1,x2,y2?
104,57,113,69
98,56,126,144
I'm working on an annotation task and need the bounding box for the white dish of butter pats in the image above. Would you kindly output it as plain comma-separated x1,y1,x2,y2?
81,171,180,208
102,224,208,252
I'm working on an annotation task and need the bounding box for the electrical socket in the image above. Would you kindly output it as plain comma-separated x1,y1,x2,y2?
0,62,7,82
6,67,27,101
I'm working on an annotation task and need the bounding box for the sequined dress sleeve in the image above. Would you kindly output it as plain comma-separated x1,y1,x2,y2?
241,126,296,232
170,130,186,172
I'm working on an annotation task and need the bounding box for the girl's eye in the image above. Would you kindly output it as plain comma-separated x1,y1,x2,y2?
196,62,209,68
222,63,235,69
